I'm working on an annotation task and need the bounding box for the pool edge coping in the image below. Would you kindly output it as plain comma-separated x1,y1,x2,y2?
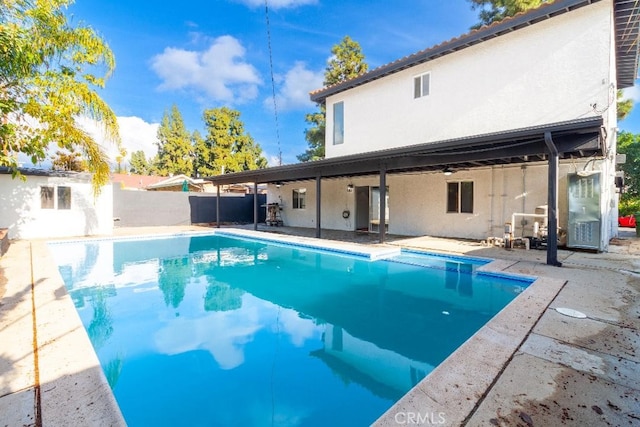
32,240,126,426
373,262,565,426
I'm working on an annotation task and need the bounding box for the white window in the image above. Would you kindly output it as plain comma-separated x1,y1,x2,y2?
57,186,71,209
447,181,473,213
41,185,72,210
333,101,344,145
292,188,306,209
414,72,430,98
41,187,54,209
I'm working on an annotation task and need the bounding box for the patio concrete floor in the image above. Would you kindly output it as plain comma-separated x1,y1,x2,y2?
0,224,639,426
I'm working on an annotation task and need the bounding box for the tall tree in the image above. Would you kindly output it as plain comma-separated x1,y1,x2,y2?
0,0,120,193
52,150,87,172
197,106,267,176
297,111,326,162
618,90,633,121
617,131,640,198
155,105,193,176
324,36,369,86
298,36,368,162
191,130,205,178
468,0,548,27
129,150,152,175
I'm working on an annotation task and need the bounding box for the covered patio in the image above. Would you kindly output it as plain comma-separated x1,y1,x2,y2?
205,117,604,266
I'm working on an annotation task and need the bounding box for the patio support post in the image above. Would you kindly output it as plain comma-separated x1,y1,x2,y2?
379,165,387,244
316,175,321,238
216,183,221,228
544,131,562,267
254,182,258,231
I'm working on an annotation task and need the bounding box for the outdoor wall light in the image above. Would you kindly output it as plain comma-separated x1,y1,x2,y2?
347,184,354,192
443,167,454,176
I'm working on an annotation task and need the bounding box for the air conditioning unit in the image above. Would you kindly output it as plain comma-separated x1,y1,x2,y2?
567,172,601,250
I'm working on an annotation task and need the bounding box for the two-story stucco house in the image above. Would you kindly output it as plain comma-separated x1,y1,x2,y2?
206,0,639,264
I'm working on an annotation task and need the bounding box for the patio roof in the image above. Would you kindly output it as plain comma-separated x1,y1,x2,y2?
311,0,639,103
615,0,640,88
204,117,603,186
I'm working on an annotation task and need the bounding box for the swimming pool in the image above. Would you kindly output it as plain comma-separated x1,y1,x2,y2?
50,232,533,426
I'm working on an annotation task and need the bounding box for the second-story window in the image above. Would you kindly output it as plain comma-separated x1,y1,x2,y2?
333,101,344,145
293,188,306,209
414,72,430,99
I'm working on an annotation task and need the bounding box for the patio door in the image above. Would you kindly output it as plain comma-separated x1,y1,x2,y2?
355,186,369,231
369,186,389,233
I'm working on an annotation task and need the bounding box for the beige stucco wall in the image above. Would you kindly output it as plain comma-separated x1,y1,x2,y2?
267,159,615,243
0,174,113,239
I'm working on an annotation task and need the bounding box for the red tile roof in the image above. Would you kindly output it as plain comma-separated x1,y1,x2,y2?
111,173,165,190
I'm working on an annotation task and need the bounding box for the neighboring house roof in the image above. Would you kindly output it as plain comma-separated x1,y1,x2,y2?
205,117,604,186
111,173,165,190
311,0,640,103
145,174,202,191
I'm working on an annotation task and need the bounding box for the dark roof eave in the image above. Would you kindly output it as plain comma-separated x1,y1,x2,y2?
615,0,640,88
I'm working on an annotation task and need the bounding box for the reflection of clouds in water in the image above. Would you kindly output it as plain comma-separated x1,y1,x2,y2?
113,261,159,288
154,298,261,370
277,309,323,347
154,293,323,370
53,239,160,290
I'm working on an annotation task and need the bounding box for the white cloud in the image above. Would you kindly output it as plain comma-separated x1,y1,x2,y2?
150,35,262,103
265,61,324,111
236,0,317,9
117,117,160,160
623,86,640,103
267,154,282,166
77,116,159,165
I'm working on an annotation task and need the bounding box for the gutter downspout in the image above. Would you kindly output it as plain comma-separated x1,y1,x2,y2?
544,131,562,267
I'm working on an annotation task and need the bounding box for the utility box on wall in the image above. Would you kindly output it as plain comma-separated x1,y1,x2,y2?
567,172,601,250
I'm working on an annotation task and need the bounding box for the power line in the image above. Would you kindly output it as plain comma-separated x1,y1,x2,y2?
265,0,282,166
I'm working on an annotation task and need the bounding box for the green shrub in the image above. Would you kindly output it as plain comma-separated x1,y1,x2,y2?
619,197,640,216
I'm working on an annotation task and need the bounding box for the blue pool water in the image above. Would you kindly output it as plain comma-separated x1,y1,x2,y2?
50,233,532,426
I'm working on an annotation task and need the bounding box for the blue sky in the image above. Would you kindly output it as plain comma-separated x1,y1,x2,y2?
67,0,640,167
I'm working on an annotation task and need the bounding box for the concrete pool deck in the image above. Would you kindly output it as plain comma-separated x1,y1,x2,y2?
0,225,638,426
